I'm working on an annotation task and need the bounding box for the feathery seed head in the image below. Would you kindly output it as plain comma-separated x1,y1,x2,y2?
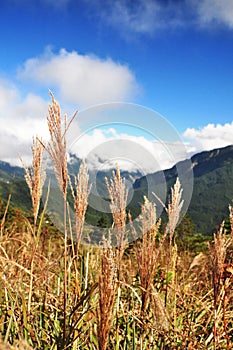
166,177,184,242
69,161,91,248
46,92,68,198
20,137,46,225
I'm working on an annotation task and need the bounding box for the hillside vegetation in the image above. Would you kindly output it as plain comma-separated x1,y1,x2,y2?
2,144,233,235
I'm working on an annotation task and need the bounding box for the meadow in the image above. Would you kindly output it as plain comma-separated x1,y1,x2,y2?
0,94,233,350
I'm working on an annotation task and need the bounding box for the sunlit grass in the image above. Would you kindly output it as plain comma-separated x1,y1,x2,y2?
1,95,233,349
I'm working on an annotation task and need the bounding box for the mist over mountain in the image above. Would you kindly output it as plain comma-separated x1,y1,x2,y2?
1,145,233,235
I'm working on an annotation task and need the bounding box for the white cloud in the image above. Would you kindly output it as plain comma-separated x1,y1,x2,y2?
17,48,139,108
183,122,233,153
0,48,140,166
69,127,188,173
0,80,19,109
84,0,233,36
0,80,49,165
85,0,185,35
196,0,233,28
104,0,163,34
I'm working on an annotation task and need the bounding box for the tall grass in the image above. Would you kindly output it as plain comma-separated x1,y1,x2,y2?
129,197,161,315
19,137,46,232
105,164,128,271
97,238,116,350
69,161,91,254
1,95,233,349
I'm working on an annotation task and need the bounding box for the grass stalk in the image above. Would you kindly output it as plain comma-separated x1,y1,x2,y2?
3,95,233,349
164,178,183,308
0,193,11,237
19,137,46,234
105,164,128,277
130,197,160,315
69,161,91,254
210,223,233,350
97,236,117,350
43,92,75,347
19,137,47,315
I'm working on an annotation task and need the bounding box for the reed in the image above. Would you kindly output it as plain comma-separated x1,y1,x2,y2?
97,237,117,350
45,92,69,198
210,222,233,350
43,92,74,347
105,164,128,272
163,178,184,317
19,137,46,230
69,161,91,254
130,197,161,314
2,95,233,349
166,177,184,245
19,137,47,315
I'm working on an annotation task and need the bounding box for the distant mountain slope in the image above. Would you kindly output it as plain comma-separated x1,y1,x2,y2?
0,161,24,179
0,161,23,182
133,145,233,234
1,145,233,234
0,156,143,220
0,162,30,212
188,146,233,233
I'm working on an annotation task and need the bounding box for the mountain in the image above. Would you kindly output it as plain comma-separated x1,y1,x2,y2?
0,160,24,180
0,156,143,221
187,145,233,233
1,145,233,234
133,145,233,234
68,152,143,197
0,161,31,212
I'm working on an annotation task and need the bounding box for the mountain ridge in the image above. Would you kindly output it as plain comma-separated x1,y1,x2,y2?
1,144,233,234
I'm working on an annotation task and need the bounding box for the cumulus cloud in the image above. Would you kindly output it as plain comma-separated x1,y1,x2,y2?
183,122,233,153
0,48,140,166
0,80,49,164
17,48,139,108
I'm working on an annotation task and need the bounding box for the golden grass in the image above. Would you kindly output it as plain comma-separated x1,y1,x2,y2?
97,238,117,350
1,94,233,349
69,161,91,253
105,164,128,276
19,137,46,228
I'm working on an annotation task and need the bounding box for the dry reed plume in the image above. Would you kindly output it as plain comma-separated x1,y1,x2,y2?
156,178,183,313
42,92,76,347
19,137,46,227
97,238,117,350
166,177,184,245
105,164,128,267
2,94,233,349
130,197,161,314
210,222,233,349
69,161,91,252
45,92,71,198
19,137,47,315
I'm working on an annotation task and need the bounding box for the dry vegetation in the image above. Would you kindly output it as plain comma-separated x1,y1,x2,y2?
1,95,233,349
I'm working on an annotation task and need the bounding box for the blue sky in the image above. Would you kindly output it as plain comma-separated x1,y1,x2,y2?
1,0,233,171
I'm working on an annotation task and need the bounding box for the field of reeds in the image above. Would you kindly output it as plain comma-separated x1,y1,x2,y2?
1,94,233,350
